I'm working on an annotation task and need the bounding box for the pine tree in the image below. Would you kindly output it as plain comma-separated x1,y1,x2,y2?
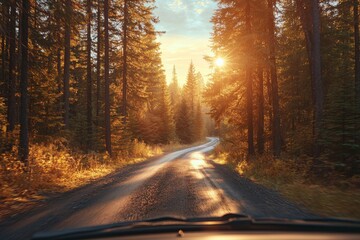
19,0,29,163
176,98,192,144
169,65,180,107
104,0,112,156
7,0,15,133
194,102,204,142
86,0,93,149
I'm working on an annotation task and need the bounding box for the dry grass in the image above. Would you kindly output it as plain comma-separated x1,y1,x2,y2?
212,145,360,219
0,138,183,220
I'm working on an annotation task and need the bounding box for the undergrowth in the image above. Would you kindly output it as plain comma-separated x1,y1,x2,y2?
0,138,165,220
212,144,360,219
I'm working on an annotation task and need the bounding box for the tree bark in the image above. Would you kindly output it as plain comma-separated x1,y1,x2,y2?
245,1,255,155
297,0,324,157
122,0,128,121
1,2,8,100
86,0,92,149
96,0,101,121
63,0,71,128
310,0,323,157
19,0,29,164
104,0,112,156
354,0,360,143
267,0,281,156
257,65,264,154
7,0,16,132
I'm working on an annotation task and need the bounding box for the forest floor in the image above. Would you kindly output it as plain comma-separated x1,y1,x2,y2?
0,139,206,222
211,149,360,219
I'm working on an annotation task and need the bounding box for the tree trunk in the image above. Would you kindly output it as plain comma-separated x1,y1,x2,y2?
257,65,264,154
86,0,92,149
297,0,324,157
19,0,29,164
104,0,112,156
122,0,128,121
267,0,281,156
310,0,323,157
245,1,255,155
96,0,101,121
1,2,8,99
7,0,16,132
63,0,71,128
354,0,360,143
57,48,61,96
266,71,273,134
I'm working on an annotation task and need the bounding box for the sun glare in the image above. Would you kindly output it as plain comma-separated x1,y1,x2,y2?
215,57,225,67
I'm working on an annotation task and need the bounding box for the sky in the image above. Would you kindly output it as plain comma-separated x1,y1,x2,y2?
153,0,217,86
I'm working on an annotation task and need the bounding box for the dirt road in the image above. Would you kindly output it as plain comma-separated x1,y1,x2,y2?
0,138,312,239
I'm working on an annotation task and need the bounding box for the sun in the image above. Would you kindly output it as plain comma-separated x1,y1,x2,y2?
215,57,225,67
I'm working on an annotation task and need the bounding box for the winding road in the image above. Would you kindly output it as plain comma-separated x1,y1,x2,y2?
0,137,312,239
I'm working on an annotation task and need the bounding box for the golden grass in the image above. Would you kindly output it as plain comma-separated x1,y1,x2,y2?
0,138,187,220
211,145,360,219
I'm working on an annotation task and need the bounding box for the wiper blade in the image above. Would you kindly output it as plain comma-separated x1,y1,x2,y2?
32,214,360,240
32,214,251,240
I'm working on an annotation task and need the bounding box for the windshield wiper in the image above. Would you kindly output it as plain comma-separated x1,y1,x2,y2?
32,214,360,240
32,213,251,240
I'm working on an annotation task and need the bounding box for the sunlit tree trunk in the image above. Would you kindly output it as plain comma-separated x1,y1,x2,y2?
257,65,264,154
245,1,255,155
7,0,16,132
63,0,71,128
19,0,29,164
96,0,102,121
57,48,61,101
122,0,128,121
267,0,281,156
104,0,112,156
86,0,92,149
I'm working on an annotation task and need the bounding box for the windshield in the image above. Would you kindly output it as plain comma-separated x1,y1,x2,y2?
0,0,359,239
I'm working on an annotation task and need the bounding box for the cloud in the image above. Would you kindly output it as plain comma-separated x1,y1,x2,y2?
153,0,217,84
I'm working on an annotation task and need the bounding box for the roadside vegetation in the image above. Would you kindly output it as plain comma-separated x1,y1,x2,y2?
0,137,205,221
212,144,360,219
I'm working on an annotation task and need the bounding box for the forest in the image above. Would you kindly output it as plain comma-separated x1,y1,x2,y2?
206,0,360,178
0,0,360,219
0,0,208,214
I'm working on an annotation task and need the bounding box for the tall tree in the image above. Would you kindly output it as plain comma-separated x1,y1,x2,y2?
86,0,92,148
176,98,192,144
104,0,111,156
96,0,102,121
310,0,323,157
267,0,281,156
297,0,324,157
257,66,265,154
245,0,255,155
19,0,29,163
63,0,72,128
122,0,129,120
7,0,16,132
184,61,197,112
355,0,360,142
169,65,180,107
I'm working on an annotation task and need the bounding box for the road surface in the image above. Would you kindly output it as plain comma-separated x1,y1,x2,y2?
0,137,312,239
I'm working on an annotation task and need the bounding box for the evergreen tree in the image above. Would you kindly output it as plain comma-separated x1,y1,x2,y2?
176,98,192,144
169,65,180,107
